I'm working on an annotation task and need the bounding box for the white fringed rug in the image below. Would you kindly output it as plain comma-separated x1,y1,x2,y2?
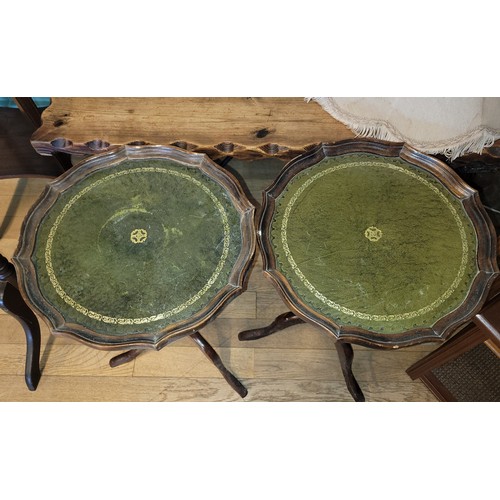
310,97,500,160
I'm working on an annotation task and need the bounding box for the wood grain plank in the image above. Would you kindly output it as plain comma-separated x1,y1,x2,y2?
0,190,45,216
0,313,51,344
244,379,437,402
253,347,438,382
132,345,254,379
245,258,279,292
0,177,49,197
256,289,292,319
31,97,356,160
0,234,21,258
0,375,436,402
0,343,134,377
0,375,243,402
217,291,256,319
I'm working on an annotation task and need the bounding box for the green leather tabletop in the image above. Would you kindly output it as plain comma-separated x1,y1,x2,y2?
270,153,479,335
27,156,246,342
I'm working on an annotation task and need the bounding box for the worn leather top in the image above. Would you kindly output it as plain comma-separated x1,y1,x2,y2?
270,153,479,334
32,158,243,339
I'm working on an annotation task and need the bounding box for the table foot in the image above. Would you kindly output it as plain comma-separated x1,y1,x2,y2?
335,342,365,402
109,348,143,367
238,310,365,401
238,311,304,341
109,334,248,398
190,331,248,398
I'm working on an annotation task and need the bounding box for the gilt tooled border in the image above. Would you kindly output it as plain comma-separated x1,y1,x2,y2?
44,167,231,325
279,160,472,322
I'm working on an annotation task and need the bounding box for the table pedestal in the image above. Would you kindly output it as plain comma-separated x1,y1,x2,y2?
239,311,364,401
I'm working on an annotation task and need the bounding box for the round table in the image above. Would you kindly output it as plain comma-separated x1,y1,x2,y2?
239,140,498,401
13,145,255,397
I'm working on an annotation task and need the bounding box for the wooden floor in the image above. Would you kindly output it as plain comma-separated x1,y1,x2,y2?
0,106,438,401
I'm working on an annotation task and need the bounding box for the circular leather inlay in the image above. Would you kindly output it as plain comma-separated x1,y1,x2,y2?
270,154,479,334
32,159,243,336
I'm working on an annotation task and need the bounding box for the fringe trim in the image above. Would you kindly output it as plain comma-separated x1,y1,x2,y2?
308,97,500,161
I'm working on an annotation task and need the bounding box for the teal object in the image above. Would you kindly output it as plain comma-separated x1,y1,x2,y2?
0,97,51,108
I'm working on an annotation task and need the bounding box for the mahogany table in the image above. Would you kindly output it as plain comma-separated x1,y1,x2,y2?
3,98,500,397
238,140,499,401
11,145,256,396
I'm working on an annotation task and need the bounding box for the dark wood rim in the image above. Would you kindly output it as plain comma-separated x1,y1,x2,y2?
13,145,256,350
258,139,499,349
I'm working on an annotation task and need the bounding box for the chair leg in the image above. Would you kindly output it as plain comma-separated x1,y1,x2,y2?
190,331,248,398
12,97,42,128
13,97,72,173
109,348,143,367
238,311,304,341
335,342,365,402
0,281,41,391
0,255,41,391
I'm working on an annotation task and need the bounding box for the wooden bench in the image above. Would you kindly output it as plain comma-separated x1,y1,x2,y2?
29,97,357,161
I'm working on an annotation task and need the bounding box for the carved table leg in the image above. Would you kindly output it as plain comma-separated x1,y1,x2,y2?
239,309,365,401
0,255,41,390
335,341,365,402
190,331,248,398
110,333,247,398
238,311,305,341
109,348,144,367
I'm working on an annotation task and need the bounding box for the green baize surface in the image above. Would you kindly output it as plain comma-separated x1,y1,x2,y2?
271,154,478,334
33,159,243,338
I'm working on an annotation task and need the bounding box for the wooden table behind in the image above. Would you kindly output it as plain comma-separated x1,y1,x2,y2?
30,97,356,161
